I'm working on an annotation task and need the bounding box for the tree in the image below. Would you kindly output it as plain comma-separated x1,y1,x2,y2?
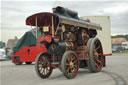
111,34,128,40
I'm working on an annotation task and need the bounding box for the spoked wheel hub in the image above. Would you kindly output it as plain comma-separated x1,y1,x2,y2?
69,61,74,68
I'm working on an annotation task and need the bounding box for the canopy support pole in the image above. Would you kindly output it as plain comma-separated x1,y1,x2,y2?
35,17,38,38
52,16,54,38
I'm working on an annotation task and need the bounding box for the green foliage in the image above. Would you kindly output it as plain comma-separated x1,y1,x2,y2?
122,49,128,53
111,34,128,40
112,49,128,53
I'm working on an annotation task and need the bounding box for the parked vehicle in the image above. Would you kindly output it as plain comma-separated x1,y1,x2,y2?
122,41,128,49
112,46,125,52
112,47,118,52
117,47,125,51
12,46,45,65
12,29,43,65
0,48,6,60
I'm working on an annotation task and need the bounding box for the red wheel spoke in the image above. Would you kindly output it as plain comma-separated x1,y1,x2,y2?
69,54,72,61
73,65,77,68
73,59,77,63
66,67,70,73
96,45,100,51
71,56,75,61
95,40,99,46
67,56,70,62
96,59,101,64
70,68,73,73
66,66,69,70
95,63,100,70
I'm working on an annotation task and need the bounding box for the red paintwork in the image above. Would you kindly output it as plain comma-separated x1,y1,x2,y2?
37,35,52,43
103,53,112,56
12,44,48,63
85,18,91,22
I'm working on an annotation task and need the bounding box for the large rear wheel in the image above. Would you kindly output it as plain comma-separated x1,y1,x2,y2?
87,39,93,72
35,53,53,79
87,38,103,72
61,51,79,79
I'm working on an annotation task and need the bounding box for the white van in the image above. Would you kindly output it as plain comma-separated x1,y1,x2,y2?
122,41,128,49
0,48,6,60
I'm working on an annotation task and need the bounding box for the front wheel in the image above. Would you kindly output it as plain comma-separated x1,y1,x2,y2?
61,51,79,79
35,53,53,79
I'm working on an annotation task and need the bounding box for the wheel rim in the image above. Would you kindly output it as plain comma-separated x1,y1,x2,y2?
93,40,103,71
65,53,79,78
15,58,19,64
37,54,52,78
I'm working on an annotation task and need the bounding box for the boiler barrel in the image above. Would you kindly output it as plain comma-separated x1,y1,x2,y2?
47,41,76,55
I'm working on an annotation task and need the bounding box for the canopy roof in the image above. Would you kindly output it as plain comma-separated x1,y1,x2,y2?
26,12,56,27
26,12,102,30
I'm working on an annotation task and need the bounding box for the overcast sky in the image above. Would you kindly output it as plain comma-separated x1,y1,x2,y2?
1,0,128,43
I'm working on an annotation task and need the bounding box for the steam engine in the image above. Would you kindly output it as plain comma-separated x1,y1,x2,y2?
26,6,103,79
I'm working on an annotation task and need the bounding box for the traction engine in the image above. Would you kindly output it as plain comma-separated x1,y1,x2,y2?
26,6,103,79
